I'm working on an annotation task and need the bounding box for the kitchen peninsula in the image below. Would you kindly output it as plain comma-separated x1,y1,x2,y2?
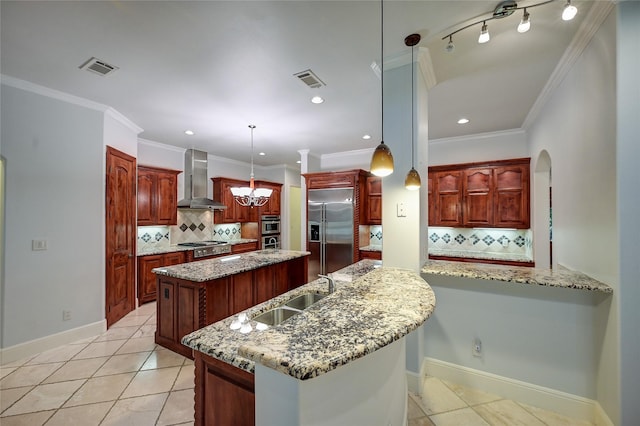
181,260,436,426
152,250,309,358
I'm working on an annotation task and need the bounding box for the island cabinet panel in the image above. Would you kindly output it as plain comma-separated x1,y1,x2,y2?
463,168,493,227
230,271,254,313
137,251,186,305
137,166,181,226
155,256,308,358
195,351,255,426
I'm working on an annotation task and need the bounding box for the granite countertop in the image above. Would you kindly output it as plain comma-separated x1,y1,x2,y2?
181,260,436,381
422,259,612,293
152,249,310,282
428,248,533,263
359,245,382,252
137,238,258,257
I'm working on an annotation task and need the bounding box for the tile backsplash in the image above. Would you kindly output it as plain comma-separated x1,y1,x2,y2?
369,225,382,246
137,209,244,250
428,227,533,262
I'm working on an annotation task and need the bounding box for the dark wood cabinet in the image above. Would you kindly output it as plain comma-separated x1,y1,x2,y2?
255,181,282,216
359,250,382,260
433,170,463,227
428,158,530,229
494,164,529,228
137,251,186,304
212,177,281,223
231,241,259,254
463,168,493,227
137,166,181,226
155,256,308,358
365,176,382,225
194,351,255,426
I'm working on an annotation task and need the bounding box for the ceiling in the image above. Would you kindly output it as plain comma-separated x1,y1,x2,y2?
0,1,596,167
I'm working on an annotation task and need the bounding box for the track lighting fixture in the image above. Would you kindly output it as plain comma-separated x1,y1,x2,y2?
442,0,577,50
517,8,530,33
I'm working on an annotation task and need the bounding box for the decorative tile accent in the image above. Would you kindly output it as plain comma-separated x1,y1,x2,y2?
137,226,171,251
369,225,383,246
213,224,241,242
427,227,533,262
482,235,495,246
170,209,215,244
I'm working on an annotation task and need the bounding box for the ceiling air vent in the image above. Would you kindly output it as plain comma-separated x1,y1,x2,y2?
79,57,119,76
294,69,325,88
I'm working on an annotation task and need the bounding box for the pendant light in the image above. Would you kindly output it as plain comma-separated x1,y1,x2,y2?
230,125,272,207
404,33,421,191
370,0,394,177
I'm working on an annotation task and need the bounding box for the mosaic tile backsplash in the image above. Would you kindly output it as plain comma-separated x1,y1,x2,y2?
428,227,533,261
137,209,243,250
369,225,382,246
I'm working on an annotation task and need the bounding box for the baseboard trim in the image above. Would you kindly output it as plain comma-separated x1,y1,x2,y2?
1,320,106,365
423,357,606,424
594,401,615,426
406,370,421,395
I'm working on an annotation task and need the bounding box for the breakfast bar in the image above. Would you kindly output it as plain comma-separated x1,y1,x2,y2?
180,260,436,426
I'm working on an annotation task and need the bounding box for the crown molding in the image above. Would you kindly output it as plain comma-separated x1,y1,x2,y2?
429,128,526,145
522,1,615,129
321,147,375,161
138,138,186,154
105,107,143,134
1,74,108,112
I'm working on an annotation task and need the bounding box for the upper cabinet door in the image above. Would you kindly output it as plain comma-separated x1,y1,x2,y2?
434,171,463,227
463,168,493,227
137,166,181,226
494,165,530,228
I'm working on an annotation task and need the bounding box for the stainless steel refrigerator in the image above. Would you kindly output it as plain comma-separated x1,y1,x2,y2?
307,187,354,282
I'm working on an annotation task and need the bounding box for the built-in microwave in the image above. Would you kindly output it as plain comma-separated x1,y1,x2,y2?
261,215,280,235
262,234,280,250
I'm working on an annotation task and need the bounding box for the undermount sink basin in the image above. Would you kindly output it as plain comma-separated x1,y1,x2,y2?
284,292,326,311
253,307,300,326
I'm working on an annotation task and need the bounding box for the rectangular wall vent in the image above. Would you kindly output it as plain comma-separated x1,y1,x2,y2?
293,69,325,88
79,57,119,76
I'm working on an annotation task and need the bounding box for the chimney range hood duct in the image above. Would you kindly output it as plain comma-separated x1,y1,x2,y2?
177,149,227,210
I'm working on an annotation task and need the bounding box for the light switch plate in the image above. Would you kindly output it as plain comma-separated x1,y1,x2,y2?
396,203,407,217
32,239,47,251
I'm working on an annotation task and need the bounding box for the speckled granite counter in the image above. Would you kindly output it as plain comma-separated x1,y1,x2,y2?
422,260,612,293
137,238,258,257
152,249,309,282
428,248,533,263
182,260,436,380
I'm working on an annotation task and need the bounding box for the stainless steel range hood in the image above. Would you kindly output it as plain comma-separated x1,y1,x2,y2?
177,149,227,209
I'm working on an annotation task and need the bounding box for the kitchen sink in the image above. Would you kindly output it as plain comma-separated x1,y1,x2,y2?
284,292,326,311
253,307,300,326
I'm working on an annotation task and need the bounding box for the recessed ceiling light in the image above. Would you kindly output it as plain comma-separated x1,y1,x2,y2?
457,118,470,124
184,130,195,135
259,152,266,156
362,134,372,140
296,160,301,164
311,96,324,104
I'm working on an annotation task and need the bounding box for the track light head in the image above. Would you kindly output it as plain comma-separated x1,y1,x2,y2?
445,35,455,52
478,21,490,44
517,9,530,33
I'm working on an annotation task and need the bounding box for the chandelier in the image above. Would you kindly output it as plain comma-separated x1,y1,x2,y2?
230,125,272,207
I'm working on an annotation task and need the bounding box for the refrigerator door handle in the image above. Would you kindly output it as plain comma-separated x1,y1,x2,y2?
320,204,326,275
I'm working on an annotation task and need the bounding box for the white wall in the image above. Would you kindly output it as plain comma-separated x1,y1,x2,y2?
428,129,529,166
616,2,640,424
422,4,618,409
1,82,105,348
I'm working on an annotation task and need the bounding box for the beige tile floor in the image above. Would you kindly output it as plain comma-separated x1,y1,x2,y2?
1,302,593,426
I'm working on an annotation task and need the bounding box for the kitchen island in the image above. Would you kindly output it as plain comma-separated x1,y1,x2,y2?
152,249,309,358
181,260,436,426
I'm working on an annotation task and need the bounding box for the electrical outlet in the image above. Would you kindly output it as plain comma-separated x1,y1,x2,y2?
32,239,47,251
62,310,71,321
472,338,482,357
396,202,406,217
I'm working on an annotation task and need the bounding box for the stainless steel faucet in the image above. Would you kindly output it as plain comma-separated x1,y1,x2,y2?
318,274,335,294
